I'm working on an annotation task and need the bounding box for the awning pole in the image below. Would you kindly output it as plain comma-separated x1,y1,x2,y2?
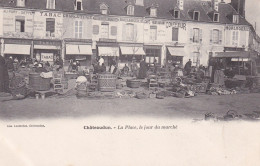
238,57,240,75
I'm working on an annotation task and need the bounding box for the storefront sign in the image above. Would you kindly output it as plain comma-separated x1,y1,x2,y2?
99,38,117,42
3,9,33,15
225,25,249,31
4,39,32,45
166,21,186,30
120,17,146,23
34,40,61,46
63,13,91,19
40,12,62,18
41,53,53,62
93,16,119,22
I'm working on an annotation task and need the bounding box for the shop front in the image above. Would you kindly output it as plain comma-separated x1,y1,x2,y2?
96,41,119,70
3,39,32,63
119,45,145,69
166,46,185,67
212,51,257,76
33,40,61,65
65,42,93,68
144,45,161,66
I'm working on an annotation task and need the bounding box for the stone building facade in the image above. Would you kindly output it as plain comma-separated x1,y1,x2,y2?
0,0,258,68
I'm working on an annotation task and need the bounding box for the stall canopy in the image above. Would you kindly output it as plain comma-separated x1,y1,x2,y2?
4,44,31,55
98,47,119,57
120,46,145,55
214,51,252,58
66,44,92,55
168,47,185,56
34,45,60,50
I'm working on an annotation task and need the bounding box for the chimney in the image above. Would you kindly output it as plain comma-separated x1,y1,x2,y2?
177,0,184,10
211,0,220,12
231,0,245,17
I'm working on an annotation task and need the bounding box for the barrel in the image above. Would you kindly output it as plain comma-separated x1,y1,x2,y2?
98,73,116,92
29,73,51,91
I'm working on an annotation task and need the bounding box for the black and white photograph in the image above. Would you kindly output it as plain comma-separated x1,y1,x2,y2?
0,0,260,165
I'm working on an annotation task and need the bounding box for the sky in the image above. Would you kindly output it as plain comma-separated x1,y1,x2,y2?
225,0,260,35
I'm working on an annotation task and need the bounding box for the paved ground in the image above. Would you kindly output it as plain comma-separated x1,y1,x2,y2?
1,92,260,120
1,93,260,166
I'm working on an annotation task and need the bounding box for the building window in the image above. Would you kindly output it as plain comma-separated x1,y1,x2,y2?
172,28,179,41
46,0,55,9
232,31,239,46
145,48,160,64
192,28,200,43
150,26,157,41
125,23,134,41
15,17,25,32
193,11,200,21
111,26,117,36
75,20,83,38
100,3,108,15
233,15,239,24
75,0,82,11
174,10,180,19
193,52,200,65
101,23,109,39
93,25,99,35
213,13,219,22
17,0,25,7
135,0,144,6
211,29,222,44
127,5,134,15
46,18,55,37
150,8,157,17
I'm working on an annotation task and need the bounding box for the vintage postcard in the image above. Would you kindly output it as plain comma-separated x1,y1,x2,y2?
0,0,260,165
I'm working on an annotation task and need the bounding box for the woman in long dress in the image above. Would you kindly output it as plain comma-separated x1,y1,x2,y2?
138,59,147,79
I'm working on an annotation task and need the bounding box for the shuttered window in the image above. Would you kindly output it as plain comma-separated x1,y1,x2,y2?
172,28,179,41
125,24,134,41
232,31,239,46
46,18,55,34
15,16,25,32
150,26,157,41
193,28,199,43
111,26,117,36
101,23,109,38
46,0,55,9
75,20,83,38
93,25,99,35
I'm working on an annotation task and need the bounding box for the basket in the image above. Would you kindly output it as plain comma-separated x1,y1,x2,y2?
29,73,51,91
126,79,141,88
98,73,116,92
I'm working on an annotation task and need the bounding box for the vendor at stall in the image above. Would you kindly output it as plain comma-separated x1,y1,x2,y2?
184,59,192,75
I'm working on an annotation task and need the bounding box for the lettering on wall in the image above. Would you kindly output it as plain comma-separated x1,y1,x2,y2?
225,26,249,31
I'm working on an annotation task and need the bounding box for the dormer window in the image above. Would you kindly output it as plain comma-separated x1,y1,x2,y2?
17,0,25,7
233,14,239,24
213,13,219,22
100,3,109,15
150,8,157,17
174,10,180,19
46,0,55,9
135,0,144,6
75,0,83,11
127,5,134,15
193,11,200,21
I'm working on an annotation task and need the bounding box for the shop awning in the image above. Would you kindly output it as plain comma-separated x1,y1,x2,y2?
168,47,185,56
66,44,92,55
98,47,119,57
214,51,251,58
4,44,31,55
120,46,145,55
34,45,60,50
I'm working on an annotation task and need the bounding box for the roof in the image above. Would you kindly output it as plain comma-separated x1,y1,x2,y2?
0,0,251,25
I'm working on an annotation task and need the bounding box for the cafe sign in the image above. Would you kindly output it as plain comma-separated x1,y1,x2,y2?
41,53,53,62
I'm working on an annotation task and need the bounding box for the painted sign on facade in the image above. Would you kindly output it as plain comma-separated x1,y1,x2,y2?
225,25,250,31
2,9,33,38
34,11,63,39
